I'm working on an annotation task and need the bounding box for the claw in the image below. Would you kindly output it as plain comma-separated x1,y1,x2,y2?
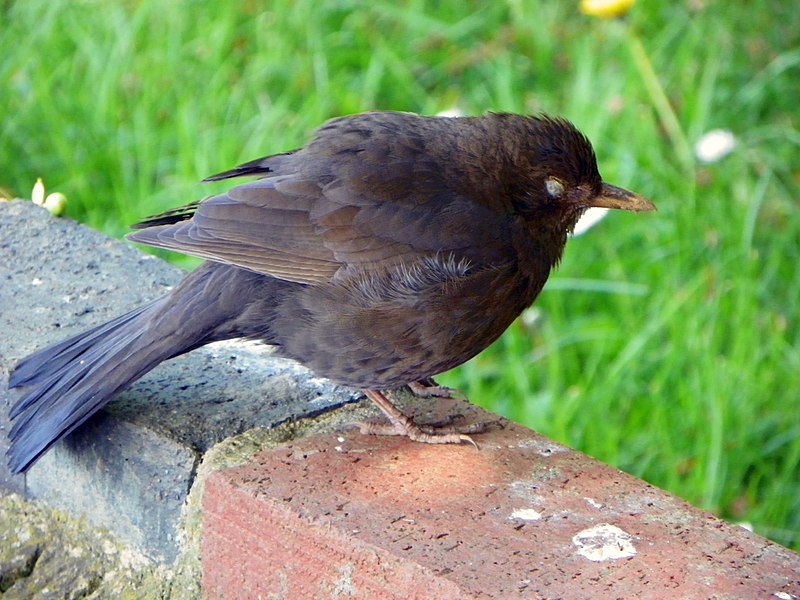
359,389,492,448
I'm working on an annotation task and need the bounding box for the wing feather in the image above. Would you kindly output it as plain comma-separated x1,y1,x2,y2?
127,113,514,286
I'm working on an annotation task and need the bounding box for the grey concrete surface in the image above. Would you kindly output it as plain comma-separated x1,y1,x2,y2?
0,201,359,562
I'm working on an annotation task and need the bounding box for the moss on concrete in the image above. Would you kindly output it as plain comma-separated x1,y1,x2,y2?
0,493,170,598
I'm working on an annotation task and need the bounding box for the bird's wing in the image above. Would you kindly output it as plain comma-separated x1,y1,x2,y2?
127,116,512,286
202,150,298,182
128,174,343,284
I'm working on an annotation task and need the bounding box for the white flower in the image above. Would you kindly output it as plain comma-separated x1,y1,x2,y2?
694,129,736,163
32,177,46,206
435,108,464,118
30,177,67,215
43,192,67,216
521,306,542,328
572,207,609,236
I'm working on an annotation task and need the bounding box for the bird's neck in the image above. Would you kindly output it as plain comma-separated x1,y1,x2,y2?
511,217,570,279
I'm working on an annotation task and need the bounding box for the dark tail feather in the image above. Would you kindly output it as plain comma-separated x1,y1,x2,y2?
7,263,282,474
7,297,187,474
9,301,156,395
6,262,271,474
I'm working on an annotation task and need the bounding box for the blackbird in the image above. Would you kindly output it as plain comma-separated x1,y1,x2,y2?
7,111,655,473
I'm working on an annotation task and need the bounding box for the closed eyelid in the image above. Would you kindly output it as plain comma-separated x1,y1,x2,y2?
545,177,565,198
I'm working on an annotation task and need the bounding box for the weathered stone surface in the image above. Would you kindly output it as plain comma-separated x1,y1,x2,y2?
0,493,162,599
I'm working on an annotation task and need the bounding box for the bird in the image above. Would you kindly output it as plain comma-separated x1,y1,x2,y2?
6,111,655,473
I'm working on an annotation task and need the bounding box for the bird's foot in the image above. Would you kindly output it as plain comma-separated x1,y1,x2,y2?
360,389,490,447
359,420,479,447
408,378,467,400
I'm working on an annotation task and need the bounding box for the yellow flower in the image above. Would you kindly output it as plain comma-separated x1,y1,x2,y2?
580,0,635,18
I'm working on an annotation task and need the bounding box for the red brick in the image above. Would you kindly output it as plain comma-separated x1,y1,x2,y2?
201,401,800,599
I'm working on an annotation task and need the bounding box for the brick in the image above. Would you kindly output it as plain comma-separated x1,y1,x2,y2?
201,398,800,599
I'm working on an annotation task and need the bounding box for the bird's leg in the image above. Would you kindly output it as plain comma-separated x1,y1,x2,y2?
408,378,466,400
407,380,502,430
359,389,481,447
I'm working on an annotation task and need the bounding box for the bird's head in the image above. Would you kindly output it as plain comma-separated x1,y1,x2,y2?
497,114,656,232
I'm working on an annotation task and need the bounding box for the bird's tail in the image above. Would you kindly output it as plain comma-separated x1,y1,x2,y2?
7,262,270,473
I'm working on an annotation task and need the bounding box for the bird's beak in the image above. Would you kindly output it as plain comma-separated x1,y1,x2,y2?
590,183,656,212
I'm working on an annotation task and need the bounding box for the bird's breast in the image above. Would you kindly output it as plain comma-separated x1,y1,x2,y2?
269,257,542,388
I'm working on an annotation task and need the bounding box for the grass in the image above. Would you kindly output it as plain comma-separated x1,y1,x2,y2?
2,0,798,549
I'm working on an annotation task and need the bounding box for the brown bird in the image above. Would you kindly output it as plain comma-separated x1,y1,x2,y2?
7,111,655,473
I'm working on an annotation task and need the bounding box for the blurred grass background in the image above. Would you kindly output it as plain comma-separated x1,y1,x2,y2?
2,0,798,549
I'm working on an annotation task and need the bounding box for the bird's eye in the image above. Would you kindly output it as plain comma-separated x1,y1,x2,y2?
545,177,565,199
